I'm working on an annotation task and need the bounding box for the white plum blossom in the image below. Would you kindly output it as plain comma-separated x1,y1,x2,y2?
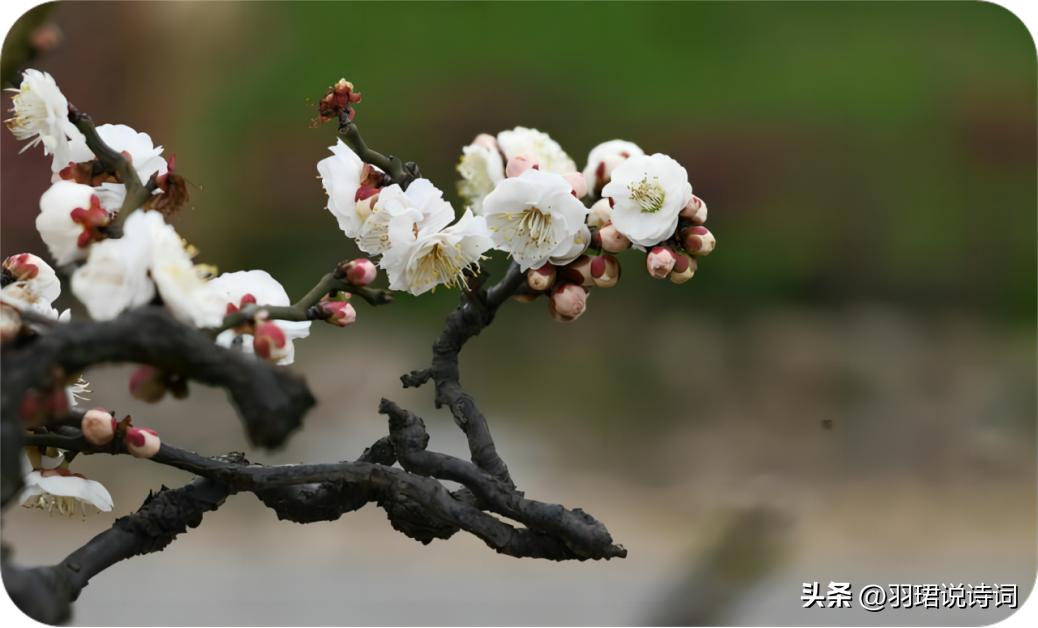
36,181,109,266
62,124,169,213
0,253,68,322
380,209,494,296
497,127,577,174
19,450,113,516
209,270,311,365
317,138,377,238
456,134,505,215
548,224,591,267
357,179,454,256
71,229,156,321
482,169,590,272
582,140,644,196
4,69,84,172
601,153,692,248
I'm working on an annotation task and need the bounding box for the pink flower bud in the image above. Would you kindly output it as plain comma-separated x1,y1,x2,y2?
472,133,499,152
254,321,291,363
669,254,697,284
527,263,556,291
125,427,160,459
562,173,587,199
679,194,708,225
345,258,377,286
129,365,167,403
548,283,588,322
506,152,539,178
598,221,631,253
2,253,41,281
680,226,716,256
591,255,621,288
646,247,678,279
560,255,595,287
82,408,116,445
321,300,357,327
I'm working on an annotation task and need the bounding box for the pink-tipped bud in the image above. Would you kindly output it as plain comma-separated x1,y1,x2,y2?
2,253,41,281
669,254,697,284
561,255,595,287
527,263,556,291
321,300,357,327
345,258,377,286
472,133,499,152
679,195,708,225
549,284,588,323
562,172,587,199
587,198,612,230
82,408,116,445
681,226,716,256
598,221,631,253
254,321,291,363
646,246,678,279
591,255,621,288
125,427,160,459
129,365,167,403
506,152,539,178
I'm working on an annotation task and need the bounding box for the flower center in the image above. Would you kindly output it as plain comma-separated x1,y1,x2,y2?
414,242,467,290
628,176,665,213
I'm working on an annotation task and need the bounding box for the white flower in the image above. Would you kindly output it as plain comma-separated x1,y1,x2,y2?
4,69,84,172
497,127,577,174
381,209,494,296
317,139,372,238
0,253,65,321
209,270,311,365
457,136,505,216
482,169,590,271
548,224,591,267
601,153,692,248
61,124,168,213
36,181,109,266
19,450,113,516
71,229,156,321
582,140,644,196
358,179,454,256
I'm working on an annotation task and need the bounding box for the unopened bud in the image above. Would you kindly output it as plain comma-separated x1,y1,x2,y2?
598,221,631,253
472,133,498,152
527,263,556,291
587,198,612,230
669,254,697,284
646,246,678,279
681,226,716,256
562,172,587,199
679,194,708,225
560,255,595,287
345,258,377,286
320,300,357,327
506,152,539,178
254,321,291,363
548,284,588,323
591,255,621,288
125,427,160,459
82,408,116,445
129,365,167,403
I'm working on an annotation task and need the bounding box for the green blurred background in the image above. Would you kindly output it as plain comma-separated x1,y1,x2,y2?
2,1,1035,626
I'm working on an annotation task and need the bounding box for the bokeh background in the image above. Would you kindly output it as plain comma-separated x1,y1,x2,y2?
2,1,1035,625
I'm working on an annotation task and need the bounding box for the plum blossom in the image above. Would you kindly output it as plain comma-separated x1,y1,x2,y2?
497,127,577,174
36,181,110,266
380,208,494,296
482,169,590,271
358,179,454,256
0,253,69,322
19,450,113,516
60,124,169,213
4,69,84,172
209,270,311,365
582,140,644,197
456,134,504,215
601,153,692,248
317,139,384,238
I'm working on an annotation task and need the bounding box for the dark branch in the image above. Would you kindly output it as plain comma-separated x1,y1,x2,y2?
337,120,420,190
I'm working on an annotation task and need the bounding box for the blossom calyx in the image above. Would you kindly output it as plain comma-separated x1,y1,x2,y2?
82,408,117,445
680,226,716,256
253,319,291,363
125,427,160,459
3,254,42,281
527,263,556,292
505,152,539,178
669,254,697,284
37,182,110,265
598,221,631,253
646,246,678,279
317,78,362,124
680,194,708,225
591,255,621,288
548,283,588,323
